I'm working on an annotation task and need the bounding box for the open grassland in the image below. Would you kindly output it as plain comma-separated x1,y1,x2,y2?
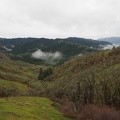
0,97,70,120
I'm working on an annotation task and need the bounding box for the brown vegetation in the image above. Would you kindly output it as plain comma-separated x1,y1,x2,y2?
77,104,120,120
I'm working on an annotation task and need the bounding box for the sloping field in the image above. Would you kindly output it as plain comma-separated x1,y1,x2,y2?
0,79,29,97
0,97,70,120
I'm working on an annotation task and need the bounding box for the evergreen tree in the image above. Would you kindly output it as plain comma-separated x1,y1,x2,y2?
38,68,44,80
38,67,53,80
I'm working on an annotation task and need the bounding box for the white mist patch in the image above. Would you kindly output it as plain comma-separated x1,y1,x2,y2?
31,49,62,64
78,54,83,56
3,46,12,51
99,44,119,50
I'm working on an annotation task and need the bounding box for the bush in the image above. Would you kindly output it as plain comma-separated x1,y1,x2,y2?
77,104,120,120
61,101,78,119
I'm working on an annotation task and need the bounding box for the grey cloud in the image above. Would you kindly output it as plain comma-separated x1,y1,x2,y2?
0,0,120,39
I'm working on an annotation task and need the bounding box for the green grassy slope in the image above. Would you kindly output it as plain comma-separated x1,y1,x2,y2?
0,52,49,97
0,79,29,97
0,52,45,84
0,97,70,120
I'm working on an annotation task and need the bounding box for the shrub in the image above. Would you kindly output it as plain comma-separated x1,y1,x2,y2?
61,101,78,119
77,104,120,120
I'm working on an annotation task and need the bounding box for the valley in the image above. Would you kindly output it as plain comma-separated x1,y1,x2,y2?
0,38,120,120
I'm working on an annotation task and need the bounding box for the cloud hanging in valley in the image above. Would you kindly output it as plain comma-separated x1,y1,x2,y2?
31,49,62,64
99,44,120,50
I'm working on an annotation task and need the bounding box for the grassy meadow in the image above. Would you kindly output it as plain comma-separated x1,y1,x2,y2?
0,97,70,120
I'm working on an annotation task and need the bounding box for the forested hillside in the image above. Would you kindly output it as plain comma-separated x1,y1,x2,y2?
44,47,120,108
0,37,111,64
42,47,120,119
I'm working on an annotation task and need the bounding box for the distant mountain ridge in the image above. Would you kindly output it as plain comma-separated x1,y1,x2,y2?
0,37,111,64
98,37,120,45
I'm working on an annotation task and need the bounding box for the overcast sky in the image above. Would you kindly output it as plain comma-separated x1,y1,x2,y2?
0,0,120,39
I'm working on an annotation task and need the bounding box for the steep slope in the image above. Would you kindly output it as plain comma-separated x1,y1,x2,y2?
44,47,120,108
